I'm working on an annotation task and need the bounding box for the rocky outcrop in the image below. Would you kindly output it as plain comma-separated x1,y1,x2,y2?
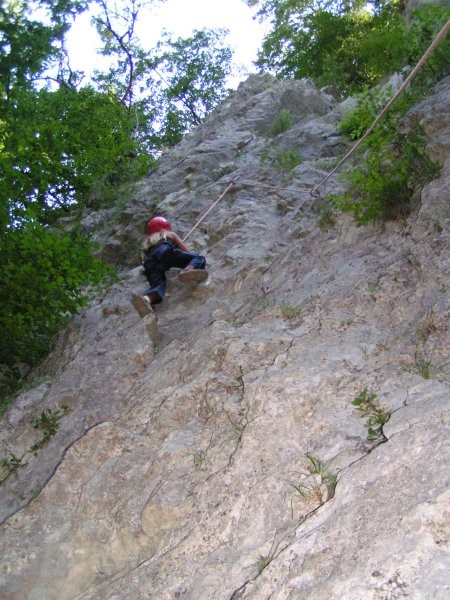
0,75,449,599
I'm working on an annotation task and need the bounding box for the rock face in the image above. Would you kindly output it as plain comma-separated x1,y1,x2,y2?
0,75,449,600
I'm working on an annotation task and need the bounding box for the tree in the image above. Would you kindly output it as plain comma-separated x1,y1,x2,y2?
1,83,152,224
145,29,233,150
1,0,155,222
0,1,116,398
91,0,233,153
0,219,111,369
0,0,88,101
246,1,411,95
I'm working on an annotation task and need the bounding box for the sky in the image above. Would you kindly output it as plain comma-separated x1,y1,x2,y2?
65,0,269,87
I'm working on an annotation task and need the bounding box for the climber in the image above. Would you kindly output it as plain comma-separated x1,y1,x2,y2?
131,215,208,317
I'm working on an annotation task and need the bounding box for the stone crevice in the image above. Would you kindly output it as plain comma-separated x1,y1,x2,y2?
0,419,106,525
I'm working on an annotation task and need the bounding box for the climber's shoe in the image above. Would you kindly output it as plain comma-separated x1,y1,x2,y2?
131,294,155,318
178,268,209,283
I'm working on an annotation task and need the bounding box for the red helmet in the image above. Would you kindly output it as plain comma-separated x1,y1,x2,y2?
146,216,172,236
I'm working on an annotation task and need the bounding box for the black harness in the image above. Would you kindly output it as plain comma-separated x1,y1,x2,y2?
142,238,175,269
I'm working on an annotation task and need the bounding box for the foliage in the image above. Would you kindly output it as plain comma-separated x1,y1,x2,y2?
2,85,152,221
330,118,440,224
30,405,70,453
0,2,154,218
338,86,394,140
0,219,113,369
247,1,450,96
1,453,27,476
351,388,390,440
144,29,233,151
275,148,300,171
291,453,338,507
269,108,293,136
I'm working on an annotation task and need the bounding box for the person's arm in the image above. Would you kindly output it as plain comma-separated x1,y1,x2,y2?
167,231,190,252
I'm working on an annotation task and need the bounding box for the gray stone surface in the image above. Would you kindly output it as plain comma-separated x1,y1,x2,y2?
0,75,449,600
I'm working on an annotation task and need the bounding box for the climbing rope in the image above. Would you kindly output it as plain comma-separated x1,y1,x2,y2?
182,177,241,242
182,177,314,241
309,18,450,197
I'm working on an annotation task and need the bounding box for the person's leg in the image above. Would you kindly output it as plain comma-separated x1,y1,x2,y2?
132,264,167,317
161,249,208,282
185,254,206,270
144,267,167,304
161,248,206,270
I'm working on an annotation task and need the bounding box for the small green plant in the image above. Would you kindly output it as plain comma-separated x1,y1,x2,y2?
275,148,300,171
305,453,339,499
401,351,443,380
318,205,336,230
269,108,293,136
339,87,393,140
415,311,438,342
33,406,70,437
30,405,70,454
291,453,338,508
1,453,27,475
19,488,40,501
193,450,206,470
414,358,433,379
236,365,245,390
252,553,273,576
184,175,194,191
279,303,302,320
351,389,390,440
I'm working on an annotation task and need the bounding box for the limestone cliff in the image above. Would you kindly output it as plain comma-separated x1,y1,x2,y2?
0,75,449,599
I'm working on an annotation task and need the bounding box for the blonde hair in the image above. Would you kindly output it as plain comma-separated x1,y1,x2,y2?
142,230,168,251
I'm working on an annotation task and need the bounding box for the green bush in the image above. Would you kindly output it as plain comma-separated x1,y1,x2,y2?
0,220,113,373
330,125,439,224
330,25,445,227
269,108,293,136
275,148,300,171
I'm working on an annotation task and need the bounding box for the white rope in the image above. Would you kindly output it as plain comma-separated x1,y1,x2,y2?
182,177,239,242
